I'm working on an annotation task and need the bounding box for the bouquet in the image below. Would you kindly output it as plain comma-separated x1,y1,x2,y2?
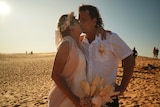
80,75,120,107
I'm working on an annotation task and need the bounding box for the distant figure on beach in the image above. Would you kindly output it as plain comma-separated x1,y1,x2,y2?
153,47,159,59
31,51,33,55
142,64,160,71
156,48,159,59
153,47,156,58
132,47,138,66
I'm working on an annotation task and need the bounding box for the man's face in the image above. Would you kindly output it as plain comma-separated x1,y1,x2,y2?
79,10,96,34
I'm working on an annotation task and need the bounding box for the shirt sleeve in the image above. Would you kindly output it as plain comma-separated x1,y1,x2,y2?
110,33,133,60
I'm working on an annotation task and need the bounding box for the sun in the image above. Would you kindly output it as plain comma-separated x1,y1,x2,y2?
0,2,10,15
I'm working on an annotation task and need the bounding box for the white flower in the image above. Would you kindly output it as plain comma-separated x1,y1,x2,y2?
60,12,74,32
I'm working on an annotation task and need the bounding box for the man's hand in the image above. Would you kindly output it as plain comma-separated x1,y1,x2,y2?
114,84,126,96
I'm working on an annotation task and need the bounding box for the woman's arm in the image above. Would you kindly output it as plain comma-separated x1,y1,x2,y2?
51,41,81,106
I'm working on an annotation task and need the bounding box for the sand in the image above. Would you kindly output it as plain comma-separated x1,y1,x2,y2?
0,53,160,107
117,57,160,107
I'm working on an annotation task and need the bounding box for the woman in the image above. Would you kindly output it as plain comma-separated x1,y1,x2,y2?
48,12,87,107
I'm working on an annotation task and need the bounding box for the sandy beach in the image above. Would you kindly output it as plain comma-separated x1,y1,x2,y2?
0,53,160,107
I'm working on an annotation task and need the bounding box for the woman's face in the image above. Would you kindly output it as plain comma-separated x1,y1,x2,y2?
72,19,83,36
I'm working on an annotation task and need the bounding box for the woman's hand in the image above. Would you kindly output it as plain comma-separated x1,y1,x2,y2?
96,27,111,40
114,84,126,96
72,96,82,107
80,96,93,107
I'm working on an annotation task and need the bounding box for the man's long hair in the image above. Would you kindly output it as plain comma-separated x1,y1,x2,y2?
79,4,104,28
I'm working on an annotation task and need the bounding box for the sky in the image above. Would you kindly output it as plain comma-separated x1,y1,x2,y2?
0,0,160,58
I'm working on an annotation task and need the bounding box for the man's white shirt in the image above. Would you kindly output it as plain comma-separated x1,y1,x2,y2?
81,32,133,85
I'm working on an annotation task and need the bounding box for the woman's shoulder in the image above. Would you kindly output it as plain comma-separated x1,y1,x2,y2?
64,36,74,41
58,40,69,52
63,36,78,47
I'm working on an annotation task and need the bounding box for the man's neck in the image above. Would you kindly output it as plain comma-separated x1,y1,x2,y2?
87,29,97,44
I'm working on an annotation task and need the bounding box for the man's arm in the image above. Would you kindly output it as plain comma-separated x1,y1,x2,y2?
118,55,134,95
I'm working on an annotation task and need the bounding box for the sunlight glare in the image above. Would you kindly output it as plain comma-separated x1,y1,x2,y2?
0,2,10,15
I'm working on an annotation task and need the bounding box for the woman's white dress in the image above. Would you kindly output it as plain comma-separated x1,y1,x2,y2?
48,36,87,107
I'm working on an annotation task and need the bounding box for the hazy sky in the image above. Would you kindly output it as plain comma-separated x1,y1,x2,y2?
0,0,160,57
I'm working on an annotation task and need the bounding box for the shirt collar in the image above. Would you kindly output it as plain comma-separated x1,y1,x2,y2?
82,33,102,44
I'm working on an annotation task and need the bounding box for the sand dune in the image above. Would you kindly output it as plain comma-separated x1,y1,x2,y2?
0,53,160,107
117,57,160,107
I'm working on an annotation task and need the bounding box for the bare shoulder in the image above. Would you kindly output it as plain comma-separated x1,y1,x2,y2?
56,41,69,61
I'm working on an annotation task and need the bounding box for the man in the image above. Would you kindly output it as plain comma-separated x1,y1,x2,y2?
78,4,134,107
132,47,138,66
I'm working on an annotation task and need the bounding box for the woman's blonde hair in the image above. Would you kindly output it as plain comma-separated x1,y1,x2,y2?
57,12,75,37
